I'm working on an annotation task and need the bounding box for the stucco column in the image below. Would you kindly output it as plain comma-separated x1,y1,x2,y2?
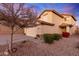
24,28,27,35
66,26,70,33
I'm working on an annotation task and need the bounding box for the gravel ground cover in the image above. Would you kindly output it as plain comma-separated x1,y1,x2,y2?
0,34,79,56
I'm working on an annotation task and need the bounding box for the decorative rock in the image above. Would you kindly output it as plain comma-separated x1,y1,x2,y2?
4,51,9,56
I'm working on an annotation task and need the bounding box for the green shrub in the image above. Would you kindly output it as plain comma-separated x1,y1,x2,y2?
43,34,54,44
51,33,62,41
43,33,62,44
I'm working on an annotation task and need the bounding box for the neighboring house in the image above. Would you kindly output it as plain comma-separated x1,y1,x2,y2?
24,10,77,37
74,25,79,34
0,13,24,34
0,20,24,34
0,24,24,34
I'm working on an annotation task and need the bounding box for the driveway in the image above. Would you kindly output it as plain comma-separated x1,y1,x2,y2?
0,34,34,45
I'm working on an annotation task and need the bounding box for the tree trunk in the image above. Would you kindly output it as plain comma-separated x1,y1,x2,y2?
8,26,14,54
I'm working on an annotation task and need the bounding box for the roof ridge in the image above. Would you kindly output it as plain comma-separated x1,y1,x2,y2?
61,14,76,21
61,14,73,16
38,9,64,19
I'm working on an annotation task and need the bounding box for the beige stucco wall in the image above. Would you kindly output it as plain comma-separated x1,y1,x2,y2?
63,16,76,25
24,11,65,37
63,15,77,35
24,11,77,37
38,11,65,34
24,27,38,37
69,25,77,35
38,11,55,23
39,11,65,26
37,25,61,34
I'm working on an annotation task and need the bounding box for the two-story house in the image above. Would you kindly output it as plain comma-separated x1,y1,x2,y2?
24,10,77,37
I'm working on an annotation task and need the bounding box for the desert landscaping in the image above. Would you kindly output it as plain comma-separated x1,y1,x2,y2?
0,3,79,56
0,34,79,56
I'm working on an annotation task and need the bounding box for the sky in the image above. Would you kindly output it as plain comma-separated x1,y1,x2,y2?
25,3,79,26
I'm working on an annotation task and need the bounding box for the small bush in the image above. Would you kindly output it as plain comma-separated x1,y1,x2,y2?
43,34,54,44
43,33,62,44
51,33,62,41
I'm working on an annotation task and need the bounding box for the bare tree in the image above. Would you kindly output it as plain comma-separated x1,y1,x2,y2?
0,3,37,54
